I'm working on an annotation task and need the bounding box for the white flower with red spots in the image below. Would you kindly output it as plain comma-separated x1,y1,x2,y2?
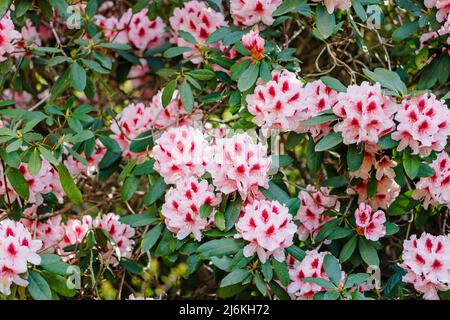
413,152,450,209
246,70,303,132
15,19,41,57
153,126,211,184
333,82,397,145
348,176,400,210
148,89,202,130
57,216,93,262
0,219,42,295
21,206,64,253
110,103,154,159
169,0,227,64
287,250,330,299
354,203,386,241
65,141,107,177
0,13,21,62
162,177,221,241
295,185,340,241
296,80,339,139
236,199,296,263
230,0,282,26
93,213,136,260
350,153,397,181
207,133,271,199
129,59,150,88
242,29,265,60
399,232,450,300
2,89,32,108
311,0,352,14
425,0,450,22
392,94,450,157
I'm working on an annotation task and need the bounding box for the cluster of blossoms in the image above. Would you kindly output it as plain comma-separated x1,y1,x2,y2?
169,0,228,64
242,29,265,60
414,152,450,209
247,72,338,137
162,178,220,241
235,199,296,263
392,94,450,157
349,176,401,210
424,0,450,23
354,203,386,241
295,186,340,241
0,13,21,62
153,126,211,184
58,213,135,263
400,232,450,300
287,250,330,299
230,0,282,26
0,160,64,206
246,70,303,132
21,206,64,253
0,219,42,295
207,133,271,199
333,82,397,146
95,9,166,51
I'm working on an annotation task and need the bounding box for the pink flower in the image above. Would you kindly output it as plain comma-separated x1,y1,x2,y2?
148,89,202,130
413,152,450,209
296,80,339,139
350,153,396,181
57,216,93,262
425,0,450,22
169,0,227,64
207,133,271,199
65,141,106,177
399,232,450,300
0,219,42,295
21,206,64,253
153,126,211,184
129,59,150,88
93,213,136,261
287,250,331,299
162,177,221,241
235,199,297,263
311,0,352,14
230,0,282,26
334,82,397,145
15,19,41,57
2,89,32,108
392,94,450,157
354,203,386,241
295,185,340,241
348,176,400,210
126,9,166,51
0,13,21,62
242,29,265,60
110,103,154,159
246,70,303,132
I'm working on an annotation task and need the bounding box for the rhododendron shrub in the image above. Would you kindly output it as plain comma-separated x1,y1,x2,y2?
0,0,449,302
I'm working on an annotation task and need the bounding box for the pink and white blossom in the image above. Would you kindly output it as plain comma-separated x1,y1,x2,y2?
0,13,21,62
354,203,386,241
235,199,297,263
348,176,400,210
242,29,265,60
311,0,352,14
230,0,282,26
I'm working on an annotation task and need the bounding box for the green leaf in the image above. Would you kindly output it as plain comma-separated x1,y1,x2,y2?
27,270,52,300
273,0,305,16
28,148,42,176
254,273,267,296
286,245,306,261
120,214,157,227
133,160,155,176
214,211,226,231
260,61,272,83
306,138,322,174
197,238,243,259
320,76,347,92
358,237,379,266
178,30,197,45
80,59,109,74
392,21,419,41
162,79,177,107
237,62,259,92
141,224,163,252
417,163,435,178
180,80,194,114
0,0,12,19
347,144,364,171
316,5,336,39
129,130,154,154
344,273,369,289
363,68,407,96
224,197,243,231
70,62,86,91
57,163,83,205
51,68,71,98
273,259,290,286
187,69,216,80
315,219,340,242
377,134,399,149
320,176,348,188
303,113,338,126
206,27,229,44
200,204,213,220
315,131,342,151
5,167,29,200
163,46,191,58
403,152,421,179
119,259,144,275
121,176,139,201
385,222,399,236
41,272,76,297
144,176,167,205
340,235,358,262
303,277,335,290
220,269,250,287
323,254,342,286
260,181,290,204
387,190,418,216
